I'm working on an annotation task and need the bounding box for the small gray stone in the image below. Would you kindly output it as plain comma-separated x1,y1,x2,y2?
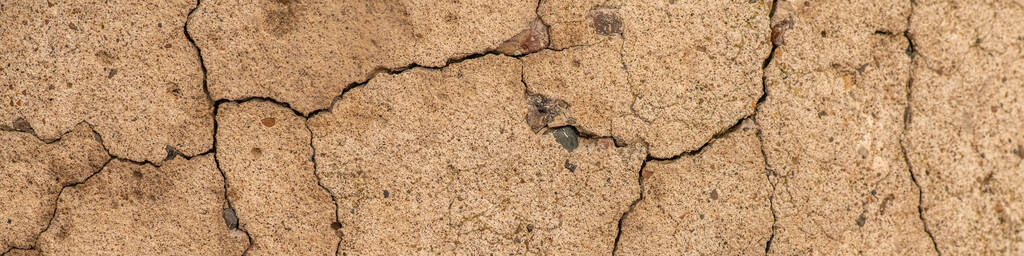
223,207,238,230
552,126,578,152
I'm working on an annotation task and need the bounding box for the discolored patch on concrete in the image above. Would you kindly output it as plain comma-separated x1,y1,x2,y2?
0,124,108,252
537,0,620,49
495,19,549,56
187,0,538,114
308,55,646,255
906,0,1024,254
216,100,337,255
0,0,214,164
617,121,772,255
34,156,249,255
535,0,771,158
757,0,936,254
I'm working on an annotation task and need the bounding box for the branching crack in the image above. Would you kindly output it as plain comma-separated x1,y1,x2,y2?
185,0,253,254
899,1,941,254
3,150,110,255
609,0,780,253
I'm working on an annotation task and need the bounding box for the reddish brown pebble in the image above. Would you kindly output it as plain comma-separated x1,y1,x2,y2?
261,117,276,127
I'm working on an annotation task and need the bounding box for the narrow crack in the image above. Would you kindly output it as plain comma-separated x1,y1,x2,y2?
610,1,779,252
899,1,942,254
611,115,759,255
759,0,780,253
4,122,122,253
185,0,254,254
304,121,344,256
611,157,646,255
755,70,777,254
2,155,110,254
184,0,211,103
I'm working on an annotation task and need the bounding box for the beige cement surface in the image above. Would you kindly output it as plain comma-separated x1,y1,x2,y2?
2,0,1022,255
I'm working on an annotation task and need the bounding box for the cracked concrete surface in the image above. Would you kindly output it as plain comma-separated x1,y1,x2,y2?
309,55,645,254
617,120,772,255
757,0,937,254
187,0,538,114
2,0,1023,255
907,0,1024,254
1,0,214,164
1,124,107,253
217,100,338,255
36,156,249,255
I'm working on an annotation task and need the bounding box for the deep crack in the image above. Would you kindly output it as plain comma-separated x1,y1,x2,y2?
185,0,254,254
759,0,780,253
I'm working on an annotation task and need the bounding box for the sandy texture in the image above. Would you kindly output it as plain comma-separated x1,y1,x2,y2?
188,0,537,114
309,55,645,255
0,124,108,252
0,0,213,164
33,156,249,255
533,0,771,158
216,100,338,255
757,0,938,254
3,0,1024,255
617,121,772,255
907,0,1024,254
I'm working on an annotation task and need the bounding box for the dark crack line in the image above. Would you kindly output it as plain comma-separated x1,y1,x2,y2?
900,1,941,254
185,0,254,254
187,18,559,256
611,158,645,255
184,0,211,103
5,123,114,254
759,0,780,253
304,121,344,256
610,1,779,251
3,120,249,254
753,74,776,254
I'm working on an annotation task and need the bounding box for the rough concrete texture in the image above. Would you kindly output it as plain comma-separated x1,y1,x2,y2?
216,100,338,255
907,0,1024,254
1,124,108,252
0,0,214,164
309,55,646,254
757,0,938,254
535,0,771,158
187,0,537,114
0,249,37,256
33,156,249,255
522,39,631,135
4,0,1024,255
617,121,772,255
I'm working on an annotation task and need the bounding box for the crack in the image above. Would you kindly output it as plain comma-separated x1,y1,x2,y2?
185,1,253,254
753,76,776,255
4,122,113,254
609,1,779,252
759,0,780,254
0,120,90,145
899,1,941,254
755,120,777,255
610,115,761,255
610,157,645,256
3,119,253,254
304,121,344,256
184,0,211,103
